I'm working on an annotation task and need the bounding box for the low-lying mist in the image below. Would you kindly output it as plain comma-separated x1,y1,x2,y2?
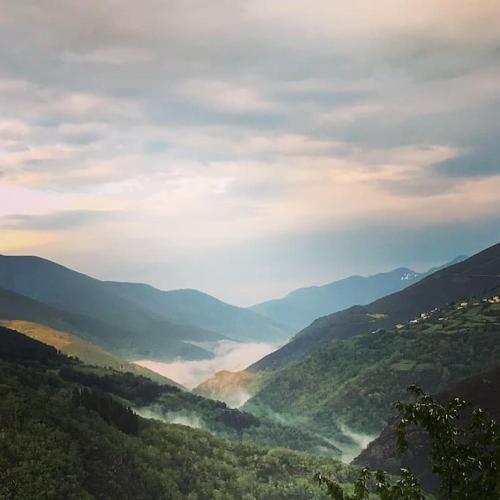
137,407,204,429
134,340,278,389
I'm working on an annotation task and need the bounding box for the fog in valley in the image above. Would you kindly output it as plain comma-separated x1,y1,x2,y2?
135,340,279,389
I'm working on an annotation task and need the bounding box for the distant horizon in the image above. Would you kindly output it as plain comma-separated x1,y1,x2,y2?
0,244,483,307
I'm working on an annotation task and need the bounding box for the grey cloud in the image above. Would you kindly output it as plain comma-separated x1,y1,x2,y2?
434,138,500,178
1,1,500,303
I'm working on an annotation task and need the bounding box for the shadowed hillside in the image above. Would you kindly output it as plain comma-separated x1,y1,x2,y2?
0,286,213,360
104,281,291,342
0,255,227,360
354,364,500,492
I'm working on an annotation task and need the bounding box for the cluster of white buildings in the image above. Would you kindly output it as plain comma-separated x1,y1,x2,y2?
394,294,500,332
486,295,500,304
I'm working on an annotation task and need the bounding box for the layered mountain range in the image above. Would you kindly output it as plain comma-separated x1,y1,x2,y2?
0,255,291,362
251,257,466,330
3,242,500,490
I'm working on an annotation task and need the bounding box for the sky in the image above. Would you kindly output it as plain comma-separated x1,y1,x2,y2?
1,1,500,305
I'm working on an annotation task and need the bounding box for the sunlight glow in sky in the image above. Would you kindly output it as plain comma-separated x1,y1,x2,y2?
1,1,500,304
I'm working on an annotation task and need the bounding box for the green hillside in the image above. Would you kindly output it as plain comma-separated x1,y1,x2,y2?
59,360,341,459
0,325,358,499
244,291,500,458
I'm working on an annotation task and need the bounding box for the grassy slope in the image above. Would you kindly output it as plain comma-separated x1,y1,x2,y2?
244,294,500,456
0,325,358,499
0,319,181,387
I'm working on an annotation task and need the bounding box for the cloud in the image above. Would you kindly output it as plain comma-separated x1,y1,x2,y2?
62,47,152,65
135,340,278,389
178,80,277,114
0,0,499,302
434,137,500,178
0,210,112,231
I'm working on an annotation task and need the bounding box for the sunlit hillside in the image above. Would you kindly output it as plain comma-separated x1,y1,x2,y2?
0,320,180,387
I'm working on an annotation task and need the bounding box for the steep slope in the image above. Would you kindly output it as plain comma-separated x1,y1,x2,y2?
251,267,422,330
251,244,500,372
0,286,213,360
354,365,500,491
0,319,181,386
104,282,291,342
244,290,500,459
0,255,225,360
0,325,357,499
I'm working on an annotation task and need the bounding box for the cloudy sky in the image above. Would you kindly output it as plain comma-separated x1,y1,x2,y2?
1,1,500,304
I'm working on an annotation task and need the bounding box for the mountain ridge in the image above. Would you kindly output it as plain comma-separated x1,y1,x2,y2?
0,285,214,360
104,281,291,342
250,245,500,373
0,255,290,362
250,257,466,330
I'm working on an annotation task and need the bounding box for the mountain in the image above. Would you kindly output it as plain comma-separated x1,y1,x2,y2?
243,289,500,459
250,244,500,372
0,255,290,356
0,255,228,359
0,319,181,387
251,257,466,331
0,324,358,498
104,281,291,342
0,285,214,361
354,364,500,492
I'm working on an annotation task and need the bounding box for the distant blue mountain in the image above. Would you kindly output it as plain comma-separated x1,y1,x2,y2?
250,257,467,331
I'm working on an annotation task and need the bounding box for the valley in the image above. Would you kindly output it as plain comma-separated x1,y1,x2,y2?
2,242,500,498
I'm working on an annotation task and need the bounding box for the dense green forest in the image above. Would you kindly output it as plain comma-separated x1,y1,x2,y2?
58,362,341,458
0,325,357,499
244,293,500,454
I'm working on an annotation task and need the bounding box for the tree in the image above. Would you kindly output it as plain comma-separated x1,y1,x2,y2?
316,385,500,499
216,408,260,441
